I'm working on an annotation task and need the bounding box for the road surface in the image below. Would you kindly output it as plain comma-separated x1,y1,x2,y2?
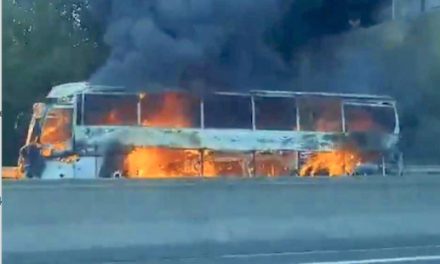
5,239,440,263
4,174,440,263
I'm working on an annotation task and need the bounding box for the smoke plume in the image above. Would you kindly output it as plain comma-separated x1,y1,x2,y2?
90,0,290,92
291,11,440,160
90,1,440,160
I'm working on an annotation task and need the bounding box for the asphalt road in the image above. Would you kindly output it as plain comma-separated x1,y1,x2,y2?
5,175,440,264
5,239,440,263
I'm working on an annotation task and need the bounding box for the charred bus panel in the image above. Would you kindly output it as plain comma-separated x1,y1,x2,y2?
17,82,401,179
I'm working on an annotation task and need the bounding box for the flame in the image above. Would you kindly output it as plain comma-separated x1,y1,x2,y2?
59,154,80,164
125,148,195,178
124,91,260,177
124,93,218,178
297,105,370,177
124,148,217,178
37,108,78,162
40,109,72,154
141,92,193,128
299,150,361,177
116,94,373,178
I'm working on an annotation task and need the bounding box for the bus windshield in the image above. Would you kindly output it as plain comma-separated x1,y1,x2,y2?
40,107,73,150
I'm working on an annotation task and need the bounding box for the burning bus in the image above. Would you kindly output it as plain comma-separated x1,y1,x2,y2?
15,82,402,179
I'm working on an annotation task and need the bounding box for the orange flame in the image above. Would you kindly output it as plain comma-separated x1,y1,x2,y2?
299,150,361,177
124,93,218,178
40,109,72,155
59,154,80,164
124,148,217,178
117,94,372,178
141,93,193,128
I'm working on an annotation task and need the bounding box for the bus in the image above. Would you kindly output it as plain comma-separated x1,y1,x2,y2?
15,82,402,179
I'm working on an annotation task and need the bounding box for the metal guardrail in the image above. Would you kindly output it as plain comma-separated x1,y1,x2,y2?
3,165,440,179
404,165,440,174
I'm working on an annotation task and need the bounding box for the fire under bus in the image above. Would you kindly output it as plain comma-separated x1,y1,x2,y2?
13,82,402,179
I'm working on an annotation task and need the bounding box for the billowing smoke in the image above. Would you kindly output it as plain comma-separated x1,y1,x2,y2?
291,11,440,161
292,12,440,99
90,0,290,92
89,0,440,161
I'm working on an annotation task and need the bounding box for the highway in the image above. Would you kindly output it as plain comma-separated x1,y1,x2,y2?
4,174,440,263
5,241,440,263
5,239,440,263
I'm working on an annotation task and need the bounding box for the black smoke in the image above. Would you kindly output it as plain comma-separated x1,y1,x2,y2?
89,0,440,162
89,1,390,92
290,10,440,161
89,0,291,92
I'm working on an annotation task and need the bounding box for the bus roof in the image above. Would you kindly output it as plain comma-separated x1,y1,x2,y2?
47,82,395,102
47,82,124,98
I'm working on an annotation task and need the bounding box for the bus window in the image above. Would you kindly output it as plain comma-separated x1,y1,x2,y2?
140,92,201,128
204,95,252,129
83,94,138,125
254,97,297,130
299,98,342,132
40,108,72,146
345,105,396,133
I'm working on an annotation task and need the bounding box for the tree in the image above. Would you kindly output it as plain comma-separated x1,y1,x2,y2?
2,0,108,165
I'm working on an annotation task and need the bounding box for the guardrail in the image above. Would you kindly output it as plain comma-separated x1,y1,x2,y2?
404,165,440,174
3,165,440,180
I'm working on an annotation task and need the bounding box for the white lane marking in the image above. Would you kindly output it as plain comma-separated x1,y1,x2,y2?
220,244,440,259
300,255,440,263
